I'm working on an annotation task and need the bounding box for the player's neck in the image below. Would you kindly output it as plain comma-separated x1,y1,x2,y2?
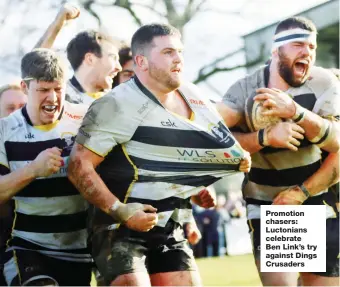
136,72,175,104
74,69,100,94
268,62,290,91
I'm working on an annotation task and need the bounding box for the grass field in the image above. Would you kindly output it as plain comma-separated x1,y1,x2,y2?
91,254,262,286
196,254,261,286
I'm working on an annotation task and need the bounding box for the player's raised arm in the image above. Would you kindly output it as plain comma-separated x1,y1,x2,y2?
34,3,80,49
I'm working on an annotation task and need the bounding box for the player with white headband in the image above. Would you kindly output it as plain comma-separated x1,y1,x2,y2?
217,16,340,286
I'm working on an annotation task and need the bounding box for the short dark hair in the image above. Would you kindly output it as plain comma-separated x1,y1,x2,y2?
275,16,317,35
66,30,119,71
21,48,65,85
131,23,180,58
112,46,133,88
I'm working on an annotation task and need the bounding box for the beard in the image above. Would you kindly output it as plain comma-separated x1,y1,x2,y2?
148,62,181,90
277,48,310,87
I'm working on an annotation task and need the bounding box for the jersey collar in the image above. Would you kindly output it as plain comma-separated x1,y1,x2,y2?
22,105,64,131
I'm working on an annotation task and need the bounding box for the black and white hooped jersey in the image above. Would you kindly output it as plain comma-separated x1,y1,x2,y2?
76,76,245,230
223,65,340,220
0,102,91,262
65,76,104,105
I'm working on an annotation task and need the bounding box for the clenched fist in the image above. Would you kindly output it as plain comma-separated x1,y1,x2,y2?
30,147,63,178
58,3,80,22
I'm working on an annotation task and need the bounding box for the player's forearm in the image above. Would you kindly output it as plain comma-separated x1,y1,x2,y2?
34,13,66,49
297,110,340,153
68,158,120,216
232,132,263,154
0,164,36,204
303,152,340,196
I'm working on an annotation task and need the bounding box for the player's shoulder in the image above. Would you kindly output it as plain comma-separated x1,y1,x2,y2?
306,66,339,95
63,101,88,122
0,108,25,139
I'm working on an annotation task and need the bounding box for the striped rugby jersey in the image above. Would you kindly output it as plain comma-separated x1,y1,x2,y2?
223,65,340,220
0,102,91,262
76,76,245,230
66,76,104,105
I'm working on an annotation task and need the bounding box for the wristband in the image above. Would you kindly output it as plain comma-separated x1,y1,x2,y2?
292,103,305,123
299,183,310,199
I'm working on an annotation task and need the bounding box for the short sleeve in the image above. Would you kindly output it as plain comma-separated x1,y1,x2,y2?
0,120,10,175
76,94,135,157
222,80,246,113
313,82,340,120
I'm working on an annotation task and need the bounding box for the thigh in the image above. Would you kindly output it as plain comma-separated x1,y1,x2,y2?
4,250,57,286
92,229,149,285
247,219,298,286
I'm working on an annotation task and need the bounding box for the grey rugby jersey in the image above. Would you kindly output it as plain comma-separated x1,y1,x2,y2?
223,65,340,219
76,76,245,229
0,102,91,262
66,76,104,105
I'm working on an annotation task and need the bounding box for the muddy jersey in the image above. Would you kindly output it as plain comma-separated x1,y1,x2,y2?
76,76,245,230
223,65,340,219
0,102,91,262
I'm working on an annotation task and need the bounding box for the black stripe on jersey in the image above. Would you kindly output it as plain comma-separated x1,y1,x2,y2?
97,145,134,202
248,160,321,187
17,177,79,197
9,237,89,254
14,211,87,233
132,126,231,149
126,196,192,213
138,175,218,187
293,93,316,111
5,139,73,161
0,164,10,175
130,155,240,172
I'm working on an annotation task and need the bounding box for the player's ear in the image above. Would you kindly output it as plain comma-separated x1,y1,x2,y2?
21,80,28,95
135,55,148,71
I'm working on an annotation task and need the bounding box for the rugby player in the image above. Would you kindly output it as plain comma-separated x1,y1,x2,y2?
218,17,340,286
112,46,135,88
0,49,91,286
35,3,122,104
68,23,251,286
0,84,27,286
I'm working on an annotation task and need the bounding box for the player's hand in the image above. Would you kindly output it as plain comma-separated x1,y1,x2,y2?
266,122,305,151
239,151,251,173
185,222,202,245
254,88,296,119
124,204,158,232
57,3,80,22
110,201,158,232
30,147,63,177
273,185,307,205
191,189,216,208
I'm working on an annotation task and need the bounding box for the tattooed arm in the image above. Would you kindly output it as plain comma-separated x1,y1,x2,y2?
68,143,115,213
68,143,158,232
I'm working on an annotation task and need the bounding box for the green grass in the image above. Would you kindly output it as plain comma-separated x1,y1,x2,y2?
92,254,262,286
196,254,261,286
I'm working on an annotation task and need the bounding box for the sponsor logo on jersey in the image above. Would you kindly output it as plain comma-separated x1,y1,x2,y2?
161,119,177,127
176,148,241,164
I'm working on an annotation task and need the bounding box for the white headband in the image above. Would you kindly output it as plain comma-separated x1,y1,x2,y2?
272,28,317,51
